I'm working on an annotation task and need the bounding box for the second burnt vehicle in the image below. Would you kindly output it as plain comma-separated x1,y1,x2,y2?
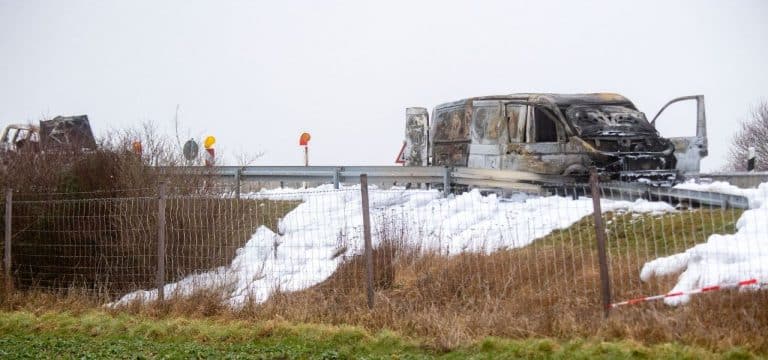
402,93,707,184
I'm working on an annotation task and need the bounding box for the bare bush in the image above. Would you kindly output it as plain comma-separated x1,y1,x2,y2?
234,149,265,167
727,101,768,171
0,120,219,196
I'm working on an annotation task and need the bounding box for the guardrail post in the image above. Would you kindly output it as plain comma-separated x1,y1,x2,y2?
4,188,12,295
589,168,611,318
443,167,451,196
157,182,167,301
234,168,242,199
359,174,374,309
333,167,341,190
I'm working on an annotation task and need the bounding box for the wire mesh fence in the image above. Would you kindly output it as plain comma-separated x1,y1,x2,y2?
599,186,752,308
0,179,764,327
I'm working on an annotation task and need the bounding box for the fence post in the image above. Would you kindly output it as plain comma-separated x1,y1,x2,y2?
157,182,167,301
359,174,374,309
589,168,611,318
333,167,341,190
443,167,451,196
747,146,756,172
234,168,242,199
4,188,12,295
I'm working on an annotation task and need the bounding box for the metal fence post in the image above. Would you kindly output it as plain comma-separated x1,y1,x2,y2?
157,182,167,301
234,168,242,199
589,168,611,317
443,167,451,196
4,188,12,295
359,174,374,309
333,167,341,190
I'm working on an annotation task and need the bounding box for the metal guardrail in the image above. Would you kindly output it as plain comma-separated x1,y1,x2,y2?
599,182,751,209
159,166,573,195
159,166,761,209
452,167,572,192
687,172,768,189
159,165,449,194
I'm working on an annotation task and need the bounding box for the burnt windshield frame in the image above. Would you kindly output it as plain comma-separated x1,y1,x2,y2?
565,103,658,137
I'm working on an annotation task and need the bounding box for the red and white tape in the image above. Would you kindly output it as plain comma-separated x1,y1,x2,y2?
611,278,759,308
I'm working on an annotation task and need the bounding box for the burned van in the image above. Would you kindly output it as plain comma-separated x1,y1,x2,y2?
403,93,707,182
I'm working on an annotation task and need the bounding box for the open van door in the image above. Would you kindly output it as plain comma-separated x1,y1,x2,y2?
404,107,429,166
651,95,708,173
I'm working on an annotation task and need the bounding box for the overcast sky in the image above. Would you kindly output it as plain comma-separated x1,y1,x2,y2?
1,0,766,170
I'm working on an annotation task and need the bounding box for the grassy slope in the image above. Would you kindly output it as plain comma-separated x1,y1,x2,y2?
0,208,761,358
0,310,755,360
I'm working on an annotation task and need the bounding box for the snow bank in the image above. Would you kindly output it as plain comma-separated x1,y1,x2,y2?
640,181,768,305
111,186,674,307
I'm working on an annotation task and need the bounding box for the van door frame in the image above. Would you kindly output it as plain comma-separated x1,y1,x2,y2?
500,100,577,174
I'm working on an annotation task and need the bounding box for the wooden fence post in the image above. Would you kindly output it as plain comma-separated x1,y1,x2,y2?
589,168,612,317
360,174,374,309
157,182,167,301
4,188,12,295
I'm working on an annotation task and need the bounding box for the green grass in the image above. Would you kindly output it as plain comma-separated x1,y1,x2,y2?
527,208,745,301
253,199,301,232
540,208,743,256
0,310,758,359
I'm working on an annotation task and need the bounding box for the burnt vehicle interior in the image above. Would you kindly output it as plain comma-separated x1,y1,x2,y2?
533,107,558,142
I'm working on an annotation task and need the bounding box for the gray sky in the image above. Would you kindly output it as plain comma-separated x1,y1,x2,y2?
1,0,766,170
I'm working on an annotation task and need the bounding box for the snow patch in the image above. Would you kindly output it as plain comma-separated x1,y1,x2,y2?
111,186,675,308
640,181,768,305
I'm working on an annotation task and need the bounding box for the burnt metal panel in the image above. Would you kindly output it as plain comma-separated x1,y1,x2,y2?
39,115,97,151
404,107,429,167
650,95,708,173
431,101,471,167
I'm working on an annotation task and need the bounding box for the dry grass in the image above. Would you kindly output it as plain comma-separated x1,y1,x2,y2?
244,208,765,352
2,207,764,354
4,197,298,298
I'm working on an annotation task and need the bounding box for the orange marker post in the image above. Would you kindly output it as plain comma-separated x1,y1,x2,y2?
299,132,311,166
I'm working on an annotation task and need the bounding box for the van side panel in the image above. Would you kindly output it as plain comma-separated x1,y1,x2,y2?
431,102,471,167
468,100,507,169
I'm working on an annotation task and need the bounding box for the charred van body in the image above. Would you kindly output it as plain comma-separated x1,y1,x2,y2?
403,93,707,184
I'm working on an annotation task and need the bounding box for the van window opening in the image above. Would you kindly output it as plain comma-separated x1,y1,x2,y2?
534,107,558,142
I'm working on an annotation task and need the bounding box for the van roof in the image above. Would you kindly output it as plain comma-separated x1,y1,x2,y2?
434,93,635,110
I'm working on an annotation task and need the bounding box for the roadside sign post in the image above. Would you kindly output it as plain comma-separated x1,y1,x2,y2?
183,139,199,164
395,141,406,165
299,132,311,167
132,140,143,156
204,136,216,167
